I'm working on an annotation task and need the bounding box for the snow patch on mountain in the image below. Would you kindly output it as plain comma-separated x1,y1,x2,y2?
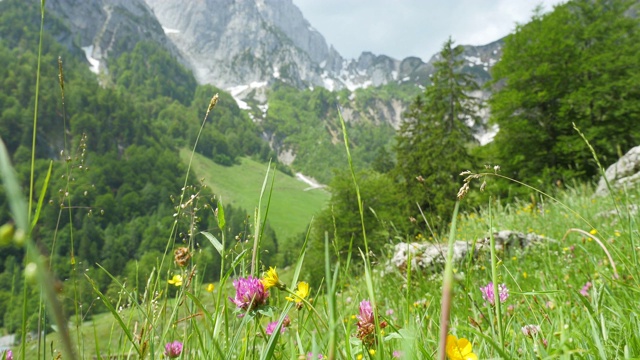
81,45,100,74
162,26,180,34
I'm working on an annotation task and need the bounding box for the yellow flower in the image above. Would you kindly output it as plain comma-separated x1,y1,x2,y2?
614,231,621,237
206,283,215,292
368,349,376,355
285,281,310,303
357,355,363,360
523,272,528,279
261,267,283,290
589,229,598,235
446,334,478,360
168,274,183,287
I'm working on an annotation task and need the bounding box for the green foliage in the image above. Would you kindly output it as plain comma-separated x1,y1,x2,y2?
264,82,398,183
394,38,481,229
109,41,197,105
307,169,406,283
0,0,272,327
489,0,640,186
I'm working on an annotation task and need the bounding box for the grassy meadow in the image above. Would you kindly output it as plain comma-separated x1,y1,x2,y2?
180,149,329,242
7,174,640,359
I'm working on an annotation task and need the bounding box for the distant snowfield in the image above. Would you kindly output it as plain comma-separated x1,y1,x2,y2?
295,172,325,191
162,26,180,34
227,81,268,110
81,45,100,74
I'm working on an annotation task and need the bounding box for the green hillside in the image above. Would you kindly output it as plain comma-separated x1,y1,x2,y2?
180,149,330,242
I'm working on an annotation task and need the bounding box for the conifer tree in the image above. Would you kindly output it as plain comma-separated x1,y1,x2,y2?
394,38,481,228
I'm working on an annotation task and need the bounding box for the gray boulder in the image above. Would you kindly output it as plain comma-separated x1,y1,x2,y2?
389,230,549,272
595,146,640,196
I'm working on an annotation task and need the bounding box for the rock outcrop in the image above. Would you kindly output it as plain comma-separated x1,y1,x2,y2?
595,145,640,196
389,230,549,272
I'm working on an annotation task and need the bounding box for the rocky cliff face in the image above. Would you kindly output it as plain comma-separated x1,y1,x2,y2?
44,0,182,74
143,0,501,95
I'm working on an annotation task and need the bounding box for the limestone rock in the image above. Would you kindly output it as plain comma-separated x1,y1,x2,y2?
389,230,548,272
595,145,640,196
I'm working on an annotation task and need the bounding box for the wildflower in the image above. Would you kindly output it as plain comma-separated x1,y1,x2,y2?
307,353,323,359
356,300,387,346
261,267,285,290
386,308,394,316
393,350,403,358
265,315,290,336
368,349,376,355
168,274,183,287
479,282,508,305
589,229,598,235
522,271,528,279
614,230,621,237
286,281,310,309
2,350,12,360
546,301,555,310
445,334,478,360
164,341,183,358
174,247,191,267
521,324,541,337
580,281,592,296
206,283,215,292
229,276,269,315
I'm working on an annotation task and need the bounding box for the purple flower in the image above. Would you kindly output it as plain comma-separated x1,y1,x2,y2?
521,324,541,337
356,300,387,346
480,282,509,305
164,341,183,358
393,350,403,358
357,300,374,324
3,350,13,360
265,315,290,335
307,353,323,359
580,281,592,296
229,276,269,315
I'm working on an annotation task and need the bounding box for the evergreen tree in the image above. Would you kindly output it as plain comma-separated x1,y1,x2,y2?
394,38,481,228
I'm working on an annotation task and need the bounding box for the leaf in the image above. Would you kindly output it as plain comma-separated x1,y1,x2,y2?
30,160,52,230
201,231,223,256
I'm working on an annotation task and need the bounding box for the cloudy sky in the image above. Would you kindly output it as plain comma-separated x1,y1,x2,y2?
292,0,565,61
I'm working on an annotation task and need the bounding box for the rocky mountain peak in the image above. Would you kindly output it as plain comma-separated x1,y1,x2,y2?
143,0,338,89
143,0,501,100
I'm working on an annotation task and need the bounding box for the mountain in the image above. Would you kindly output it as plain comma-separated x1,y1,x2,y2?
41,0,501,126
141,0,501,145
143,0,501,95
44,0,184,74
28,0,503,180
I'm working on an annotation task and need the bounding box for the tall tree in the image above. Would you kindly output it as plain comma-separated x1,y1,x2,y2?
489,0,640,184
394,38,481,228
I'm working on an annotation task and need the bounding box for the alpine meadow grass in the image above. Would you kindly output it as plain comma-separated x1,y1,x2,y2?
3,3,640,360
